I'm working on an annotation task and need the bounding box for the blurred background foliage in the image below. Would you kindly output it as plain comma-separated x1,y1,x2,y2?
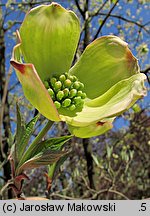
0,0,150,199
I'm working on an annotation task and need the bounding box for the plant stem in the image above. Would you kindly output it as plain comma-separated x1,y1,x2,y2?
30,120,54,148
16,120,53,174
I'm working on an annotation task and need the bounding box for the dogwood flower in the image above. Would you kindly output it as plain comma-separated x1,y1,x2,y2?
11,3,147,138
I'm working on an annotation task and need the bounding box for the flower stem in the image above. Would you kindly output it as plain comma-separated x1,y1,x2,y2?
30,120,53,148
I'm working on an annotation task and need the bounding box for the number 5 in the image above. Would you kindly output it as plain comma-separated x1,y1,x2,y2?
141,203,146,211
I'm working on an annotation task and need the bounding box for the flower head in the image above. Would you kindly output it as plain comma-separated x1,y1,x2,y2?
11,3,147,138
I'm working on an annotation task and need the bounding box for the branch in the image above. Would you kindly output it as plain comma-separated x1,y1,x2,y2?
90,0,108,19
50,193,79,200
0,66,12,157
84,0,89,12
83,139,95,190
4,21,22,32
141,67,150,84
0,1,52,7
141,66,150,75
74,0,85,18
80,0,109,36
99,13,150,34
92,189,129,200
9,81,20,92
93,0,119,40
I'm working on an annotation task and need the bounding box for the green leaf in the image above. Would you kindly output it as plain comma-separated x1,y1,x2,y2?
26,135,72,159
48,151,70,180
15,104,39,161
106,145,113,159
92,154,101,167
70,35,140,99
132,104,141,113
8,128,15,149
16,149,68,174
17,114,39,161
17,135,72,174
15,104,26,161
16,103,25,147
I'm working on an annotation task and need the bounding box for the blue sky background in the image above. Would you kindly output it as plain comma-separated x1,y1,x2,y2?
1,0,150,132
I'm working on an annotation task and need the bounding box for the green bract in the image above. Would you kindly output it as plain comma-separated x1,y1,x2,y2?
11,3,147,138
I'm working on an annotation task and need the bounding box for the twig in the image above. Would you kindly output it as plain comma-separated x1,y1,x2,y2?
0,66,12,158
50,193,80,200
141,67,150,84
9,81,20,91
93,0,119,40
80,0,109,36
141,67,150,75
90,0,108,19
74,0,85,18
92,188,129,200
98,13,150,34
0,1,52,7
81,175,95,193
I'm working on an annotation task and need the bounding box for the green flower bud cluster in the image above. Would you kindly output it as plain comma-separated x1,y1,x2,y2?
44,73,86,111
